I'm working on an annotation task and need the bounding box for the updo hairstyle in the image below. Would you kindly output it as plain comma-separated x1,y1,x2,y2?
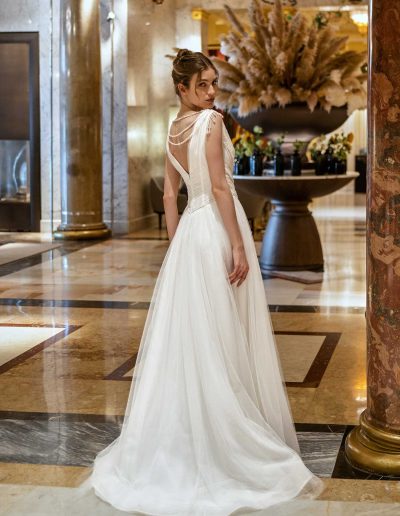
171,49,218,96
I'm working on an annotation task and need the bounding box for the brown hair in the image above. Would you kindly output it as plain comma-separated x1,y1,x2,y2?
171,49,218,97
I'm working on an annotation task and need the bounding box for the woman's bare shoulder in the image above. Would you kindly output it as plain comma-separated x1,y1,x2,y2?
204,109,224,134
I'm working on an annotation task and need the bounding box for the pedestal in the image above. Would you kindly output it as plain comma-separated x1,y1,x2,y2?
234,173,358,274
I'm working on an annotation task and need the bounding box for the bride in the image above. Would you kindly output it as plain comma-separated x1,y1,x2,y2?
91,49,323,515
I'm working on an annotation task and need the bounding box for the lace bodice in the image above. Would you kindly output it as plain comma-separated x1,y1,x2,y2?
166,109,237,213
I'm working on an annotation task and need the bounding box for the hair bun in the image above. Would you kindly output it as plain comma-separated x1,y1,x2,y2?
174,49,193,63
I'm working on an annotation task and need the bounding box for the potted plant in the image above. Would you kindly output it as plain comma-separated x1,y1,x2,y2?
249,125,265,175
233,146,250,175
309,135,328,175
291,140,303,176
232,128,253,175
273,134,285,176
212,0,367,143
327,132,354,174
232,125,270,175
308,132,353,175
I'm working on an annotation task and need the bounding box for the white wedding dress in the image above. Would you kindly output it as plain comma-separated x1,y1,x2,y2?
91,109,323,515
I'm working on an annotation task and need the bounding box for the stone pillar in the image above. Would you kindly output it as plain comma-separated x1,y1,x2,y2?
345,0,400,474
191,9,209,54
175,7,208,53
54,0,110,240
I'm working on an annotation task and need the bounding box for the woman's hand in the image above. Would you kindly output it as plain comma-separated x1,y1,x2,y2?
228,244,249,287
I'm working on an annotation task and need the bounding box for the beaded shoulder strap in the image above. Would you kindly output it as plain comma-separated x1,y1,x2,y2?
167,117,198,146
167,111,203,145
205,110,223,135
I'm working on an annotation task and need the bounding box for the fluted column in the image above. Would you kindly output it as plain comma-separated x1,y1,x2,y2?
345,0,400,474
54,0,110,240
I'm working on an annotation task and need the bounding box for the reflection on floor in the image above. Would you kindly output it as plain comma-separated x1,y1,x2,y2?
0,242,61,266
1,192,395,514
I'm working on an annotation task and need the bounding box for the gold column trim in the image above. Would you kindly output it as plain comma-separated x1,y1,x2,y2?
345,410,400,475
54,229,111,240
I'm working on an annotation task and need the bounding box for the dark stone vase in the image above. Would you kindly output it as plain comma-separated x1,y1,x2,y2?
233,155,250,175
273,150,284,176
229,103,349,145
249,150,263,176
290,151,302,176
334,159,347,175
325,150,336,174
314,154,325,176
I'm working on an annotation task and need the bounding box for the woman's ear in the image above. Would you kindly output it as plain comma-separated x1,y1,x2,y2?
178,83,186,96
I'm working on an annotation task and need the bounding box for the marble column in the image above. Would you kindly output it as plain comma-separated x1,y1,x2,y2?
191,9,209,54
345,0,400,474
54,0,110,239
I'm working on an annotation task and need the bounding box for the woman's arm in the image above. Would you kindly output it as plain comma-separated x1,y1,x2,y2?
163,155,182,241
205,114,249,286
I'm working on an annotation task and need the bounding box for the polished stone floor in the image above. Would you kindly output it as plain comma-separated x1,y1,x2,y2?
2,191,399,514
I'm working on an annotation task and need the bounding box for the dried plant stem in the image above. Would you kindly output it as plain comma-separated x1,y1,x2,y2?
212,0,367,116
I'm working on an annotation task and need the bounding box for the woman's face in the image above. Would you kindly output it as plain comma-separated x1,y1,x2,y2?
178,67,219,110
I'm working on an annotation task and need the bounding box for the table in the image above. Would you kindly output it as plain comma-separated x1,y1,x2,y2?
234,172,359,274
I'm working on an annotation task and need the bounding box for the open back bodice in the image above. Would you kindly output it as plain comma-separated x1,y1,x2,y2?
166,109,237,213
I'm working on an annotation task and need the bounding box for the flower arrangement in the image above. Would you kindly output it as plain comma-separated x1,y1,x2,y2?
293,140,304,153
232,128,256,158
308,135,327,161
211,0,367,117
308,131,353,174
309,131,354,162
327,131,354,161
273,134,286,152
232,125,272,157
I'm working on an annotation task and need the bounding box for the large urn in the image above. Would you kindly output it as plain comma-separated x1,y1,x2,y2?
230,102,349,144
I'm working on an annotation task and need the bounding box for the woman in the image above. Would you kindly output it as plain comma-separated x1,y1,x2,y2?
91,49,323,515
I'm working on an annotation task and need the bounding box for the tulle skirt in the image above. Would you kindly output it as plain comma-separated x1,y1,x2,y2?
90,196,323,515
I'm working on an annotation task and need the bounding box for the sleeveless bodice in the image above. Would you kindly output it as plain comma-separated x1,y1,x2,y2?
166,109,237,213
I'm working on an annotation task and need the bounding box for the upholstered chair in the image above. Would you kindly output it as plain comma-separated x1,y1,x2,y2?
150,176,188,230
235,183,267,234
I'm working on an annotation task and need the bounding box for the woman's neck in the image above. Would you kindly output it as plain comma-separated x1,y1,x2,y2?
176,102,203,118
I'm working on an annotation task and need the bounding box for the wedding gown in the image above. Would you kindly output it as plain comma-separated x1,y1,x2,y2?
91,108,322,515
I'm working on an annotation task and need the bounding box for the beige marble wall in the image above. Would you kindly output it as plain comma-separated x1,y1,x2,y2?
100,0,129,234
0,0,129,234
127,0,177,231
0,0,56,232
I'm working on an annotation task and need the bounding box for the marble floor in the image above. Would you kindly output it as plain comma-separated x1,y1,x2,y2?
1,191,398,514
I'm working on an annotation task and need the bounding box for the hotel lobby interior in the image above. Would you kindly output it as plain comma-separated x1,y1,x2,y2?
2,0,400,514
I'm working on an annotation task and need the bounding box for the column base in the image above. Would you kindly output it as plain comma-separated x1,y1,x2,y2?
53,226,111,240
345,410,400,475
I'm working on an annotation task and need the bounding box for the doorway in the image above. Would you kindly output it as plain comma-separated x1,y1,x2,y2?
0,33,40,231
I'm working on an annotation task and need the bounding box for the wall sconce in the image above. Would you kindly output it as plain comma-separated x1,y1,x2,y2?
192,9,209,21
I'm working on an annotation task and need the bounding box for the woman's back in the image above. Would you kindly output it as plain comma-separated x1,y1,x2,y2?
166,109,237,212
167,110,200,176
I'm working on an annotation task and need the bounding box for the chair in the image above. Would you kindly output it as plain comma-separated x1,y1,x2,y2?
150,176,265,235
150,176,188,230
235,183,267,234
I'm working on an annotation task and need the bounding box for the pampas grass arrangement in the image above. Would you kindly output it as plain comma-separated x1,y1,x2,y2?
212,0,367,117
